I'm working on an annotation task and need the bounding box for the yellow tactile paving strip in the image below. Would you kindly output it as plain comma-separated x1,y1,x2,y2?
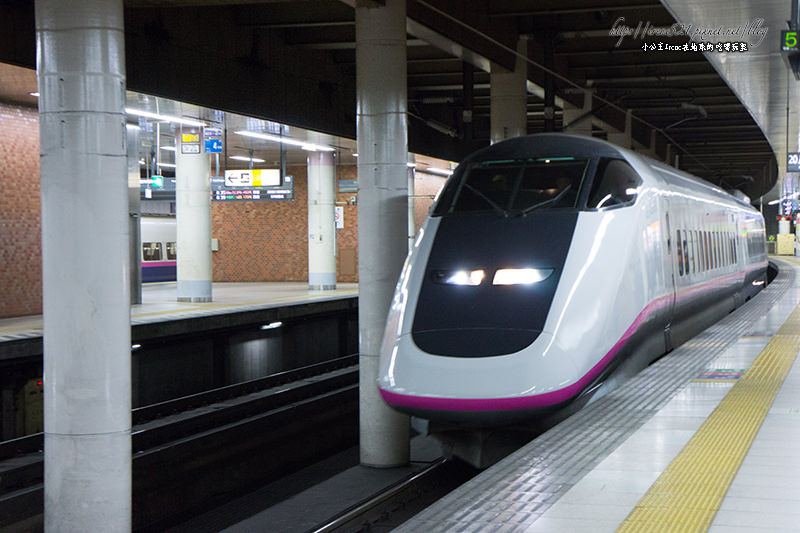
617,305,800,532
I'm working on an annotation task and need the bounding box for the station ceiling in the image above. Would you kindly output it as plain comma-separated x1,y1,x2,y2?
0,0,778,198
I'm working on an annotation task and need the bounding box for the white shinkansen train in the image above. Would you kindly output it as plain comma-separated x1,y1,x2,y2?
378,133,768,429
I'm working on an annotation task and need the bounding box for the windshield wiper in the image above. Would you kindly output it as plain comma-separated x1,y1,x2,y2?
462,182,509,218
517,185,572,217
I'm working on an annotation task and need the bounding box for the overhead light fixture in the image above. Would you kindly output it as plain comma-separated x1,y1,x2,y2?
126,123,140,131
235,130,334,152
260,321,283,330
157,162,176,168
768,199,781,205
230,155,266,163
161,146,176,152
29,92,39,97
421,167,453,177
407,162,417,168
125,107,206,127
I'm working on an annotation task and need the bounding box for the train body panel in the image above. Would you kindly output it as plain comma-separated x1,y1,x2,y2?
378,133,767,426
140,216,177,282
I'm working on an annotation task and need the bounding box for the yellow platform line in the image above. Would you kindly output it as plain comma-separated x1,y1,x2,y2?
617,305,800,532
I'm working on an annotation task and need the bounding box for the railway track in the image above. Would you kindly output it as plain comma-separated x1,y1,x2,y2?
308,457,478,533
0,355,359,530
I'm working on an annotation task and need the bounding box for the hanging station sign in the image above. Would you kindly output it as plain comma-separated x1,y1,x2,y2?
211,172,294,201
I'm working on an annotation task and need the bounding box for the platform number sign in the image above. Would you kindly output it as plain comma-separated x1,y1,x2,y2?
788,152,800,172
783,31,800,52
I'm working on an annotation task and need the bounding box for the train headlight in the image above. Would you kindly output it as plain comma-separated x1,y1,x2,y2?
432,269,486,286
492,268,553,285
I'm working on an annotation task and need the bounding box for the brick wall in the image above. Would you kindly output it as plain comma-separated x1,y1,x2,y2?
0,103,41,318
211,164,362,283
0,102,448,315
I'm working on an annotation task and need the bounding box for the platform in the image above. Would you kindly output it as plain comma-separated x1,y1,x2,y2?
0,282,358,343
399,257,800,532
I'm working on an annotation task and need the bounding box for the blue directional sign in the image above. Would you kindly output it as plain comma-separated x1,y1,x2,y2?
204,127,223,153
205,139,223,153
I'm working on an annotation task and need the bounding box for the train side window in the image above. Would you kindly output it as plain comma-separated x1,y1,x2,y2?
676,230,684,276
712,231,718,269
587,159,642,209
690,231,696,273
142,242,163,262
726,232,731,265
704,231,710,270
694,230,700,271
713,231,719,269
166,242,177,261
682,234,689,275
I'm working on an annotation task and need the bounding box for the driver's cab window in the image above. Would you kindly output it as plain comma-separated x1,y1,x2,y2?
587,159,642,209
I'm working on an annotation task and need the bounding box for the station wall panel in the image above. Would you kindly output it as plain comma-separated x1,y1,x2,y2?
0,102,41,318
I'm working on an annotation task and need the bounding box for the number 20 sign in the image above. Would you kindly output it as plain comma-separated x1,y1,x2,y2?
788,152,800,172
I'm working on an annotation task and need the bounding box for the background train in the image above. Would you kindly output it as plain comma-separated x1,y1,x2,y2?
141,216,177,282
377,134,768,447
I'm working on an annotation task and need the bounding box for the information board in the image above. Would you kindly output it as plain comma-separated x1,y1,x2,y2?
211,173,294,202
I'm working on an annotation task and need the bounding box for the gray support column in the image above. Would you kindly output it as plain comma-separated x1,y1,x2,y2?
462,62,474,143
608,109,633,149
562,89,593,136
356,0,410,468
408,163,416,253
128,125,142,305
36,0,131,530
543,31,556,132
307,151,337,290
176,129,212,303
490,38,527,144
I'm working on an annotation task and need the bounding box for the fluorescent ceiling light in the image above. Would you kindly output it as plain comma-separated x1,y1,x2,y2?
125,107,206,127
29,92,39,97
407,162,417,168
493,268,553,285
161,146,176,151
421,167,453,177
230,155,266,163
157,162,176,168
768,199,781,205
235,130,334,152
260,321,283,330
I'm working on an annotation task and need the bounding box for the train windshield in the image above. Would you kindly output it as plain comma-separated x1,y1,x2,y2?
433,157,591,216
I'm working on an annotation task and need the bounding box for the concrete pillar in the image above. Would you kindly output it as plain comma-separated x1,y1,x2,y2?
490,38,527,144
543,31,556,132
408,163,416,253
307,151,337,290
36,0,132,530
176,126,212,302
665,144,675,167
128,124,142,305
608,109,633,149
562,89,593,136
356,0,410,468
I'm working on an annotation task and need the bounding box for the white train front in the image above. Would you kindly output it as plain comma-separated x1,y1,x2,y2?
378,133,767,426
